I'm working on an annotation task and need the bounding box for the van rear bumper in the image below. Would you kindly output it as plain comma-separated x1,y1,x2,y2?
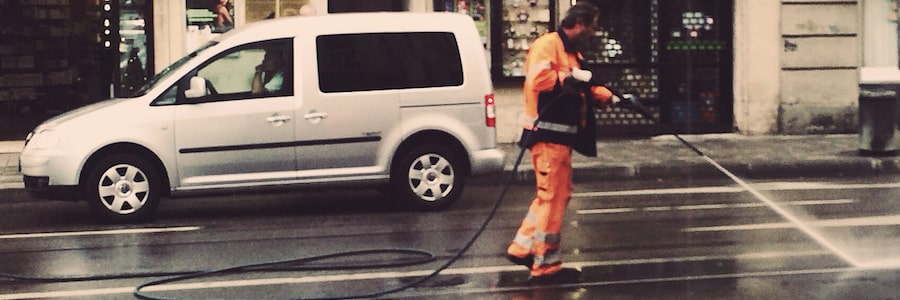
469,148,505,175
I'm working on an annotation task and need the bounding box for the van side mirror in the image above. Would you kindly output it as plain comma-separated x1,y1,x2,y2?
184,76,209,99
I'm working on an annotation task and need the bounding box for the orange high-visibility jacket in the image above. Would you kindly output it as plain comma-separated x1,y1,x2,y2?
520,30,614,157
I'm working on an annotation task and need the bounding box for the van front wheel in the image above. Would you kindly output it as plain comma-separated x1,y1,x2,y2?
83,154,161,223
392,144,466,211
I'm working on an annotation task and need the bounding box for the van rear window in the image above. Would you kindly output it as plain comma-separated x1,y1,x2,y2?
317,32,464,93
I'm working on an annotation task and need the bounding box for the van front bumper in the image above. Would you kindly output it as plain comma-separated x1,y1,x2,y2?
23,175,80,201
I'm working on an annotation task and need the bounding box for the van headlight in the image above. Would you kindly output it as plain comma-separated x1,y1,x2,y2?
24,129,61,150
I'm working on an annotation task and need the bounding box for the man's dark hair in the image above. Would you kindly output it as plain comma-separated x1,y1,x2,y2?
560,2,600,29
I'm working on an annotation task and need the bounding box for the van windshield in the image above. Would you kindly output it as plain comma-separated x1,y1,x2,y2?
131,41,219,97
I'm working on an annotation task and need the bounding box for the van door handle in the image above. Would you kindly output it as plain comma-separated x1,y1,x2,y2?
304,111,328,123
266,114,291,127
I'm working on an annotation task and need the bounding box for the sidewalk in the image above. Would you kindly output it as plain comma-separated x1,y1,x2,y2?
3,134,900,191
497,134,900,184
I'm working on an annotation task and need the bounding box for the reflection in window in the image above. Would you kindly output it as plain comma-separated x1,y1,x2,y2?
119,0,150,96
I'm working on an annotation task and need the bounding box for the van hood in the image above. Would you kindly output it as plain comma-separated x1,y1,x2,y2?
34,98,130,131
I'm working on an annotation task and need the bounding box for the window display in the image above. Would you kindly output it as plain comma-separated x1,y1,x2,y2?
658,0,732,128
495,0,553,78
185,0,229,53
578,0,732,135
434,1,490,50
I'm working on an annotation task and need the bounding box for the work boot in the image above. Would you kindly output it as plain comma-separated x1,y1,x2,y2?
506,254,534,269
526,267,581,285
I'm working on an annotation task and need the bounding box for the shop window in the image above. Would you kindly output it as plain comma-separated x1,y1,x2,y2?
434,0,490,48
119,0,152,97
186,0,234,33
577,0,733,135
493,0,554,78
863,0,899,67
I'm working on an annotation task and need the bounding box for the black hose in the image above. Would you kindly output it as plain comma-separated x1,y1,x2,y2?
130,143,533,300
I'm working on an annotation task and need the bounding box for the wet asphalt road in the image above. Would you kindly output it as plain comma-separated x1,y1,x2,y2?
1,174,899,299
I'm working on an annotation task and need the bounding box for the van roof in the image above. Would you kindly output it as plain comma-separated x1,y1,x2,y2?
214,12,478,44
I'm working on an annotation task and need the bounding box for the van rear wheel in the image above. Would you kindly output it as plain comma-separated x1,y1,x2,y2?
392,144,466,211
83,154,161,223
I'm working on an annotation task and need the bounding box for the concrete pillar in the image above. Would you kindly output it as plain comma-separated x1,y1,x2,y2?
153,2,186,73
733,0,781,134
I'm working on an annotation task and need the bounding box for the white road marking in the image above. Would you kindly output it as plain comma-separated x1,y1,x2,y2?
573,182,900,198
404,266,888,298
577,199,855,215
0,250,842,300
684,215,900,232
0,227,201,239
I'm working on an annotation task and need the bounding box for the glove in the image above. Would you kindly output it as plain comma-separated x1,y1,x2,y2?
571,68,593,82
566,68,606,95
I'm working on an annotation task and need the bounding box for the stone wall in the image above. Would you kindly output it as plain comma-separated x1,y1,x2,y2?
779,0,860,134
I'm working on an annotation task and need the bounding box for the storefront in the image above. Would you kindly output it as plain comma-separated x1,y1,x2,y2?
0,0,735,140
440,0,735,136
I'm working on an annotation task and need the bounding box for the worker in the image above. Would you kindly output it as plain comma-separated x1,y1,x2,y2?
506,2,629,285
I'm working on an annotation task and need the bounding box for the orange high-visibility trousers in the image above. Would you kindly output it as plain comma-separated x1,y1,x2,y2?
507,141,572,276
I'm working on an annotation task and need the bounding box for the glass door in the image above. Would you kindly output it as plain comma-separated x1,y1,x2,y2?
580,0,733,136
118,0,152,96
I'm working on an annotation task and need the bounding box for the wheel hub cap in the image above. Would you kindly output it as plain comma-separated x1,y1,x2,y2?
115,180,133,197
424,169,439,184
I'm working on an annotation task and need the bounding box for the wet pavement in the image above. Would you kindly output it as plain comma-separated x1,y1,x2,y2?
3,133,900,299
3,176,900,299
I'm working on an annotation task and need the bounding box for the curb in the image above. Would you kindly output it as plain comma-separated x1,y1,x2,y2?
472,155,900,186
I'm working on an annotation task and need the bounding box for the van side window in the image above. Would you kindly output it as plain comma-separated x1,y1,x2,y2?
317,32,463,93
190,39,293,102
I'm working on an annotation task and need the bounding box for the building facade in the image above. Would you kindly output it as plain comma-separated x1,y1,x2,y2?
0,0,892,143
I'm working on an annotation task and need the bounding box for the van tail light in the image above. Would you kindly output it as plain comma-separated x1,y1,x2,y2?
484,93,496,127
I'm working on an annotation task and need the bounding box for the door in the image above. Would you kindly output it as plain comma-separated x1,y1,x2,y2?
173,39,297,188
293,33,401,178
657,0,733,133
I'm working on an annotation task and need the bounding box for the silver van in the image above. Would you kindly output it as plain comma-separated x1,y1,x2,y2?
19,13,505,222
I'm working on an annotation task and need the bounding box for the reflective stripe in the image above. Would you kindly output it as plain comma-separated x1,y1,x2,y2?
537,122,578,134
513,232,534,250
527,60,553,79
520,115,578,134
535,231,561,245
535,249,562,266
525,212,538,224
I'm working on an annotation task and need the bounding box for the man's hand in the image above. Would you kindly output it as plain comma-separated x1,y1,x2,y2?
616,93,654,120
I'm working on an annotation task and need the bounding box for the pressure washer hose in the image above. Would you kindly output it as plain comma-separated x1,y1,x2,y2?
129,133,533,300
